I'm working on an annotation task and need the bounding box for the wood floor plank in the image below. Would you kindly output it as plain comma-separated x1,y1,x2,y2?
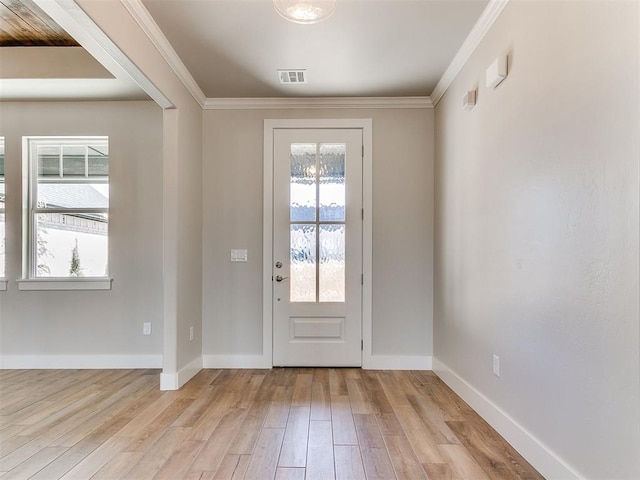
58,436,130,480
263,386,292,429
0,446,68,480
437,444,491,480
334,445,366,480
353,414,396,480
189,392,239,442
291,374,313,407
407,394,460,444
376,371,411,406
383,435,429,480
0,369,545,480
191,408,247,472
275,467,305,480
422,463,461,480
278,406,310,468
0,434,61,472
243,428,285,480
375,413,404,436
392,403,444,464
0,432,35,459
124,398,194,453
362,372,394,415
409,372,471,421
208,454,250,480
225,398,271,455
446,419,544,480
310,370,331,421
153,439,205,479
346,379,375,415
53,376,160,449
172,386,219,427
122,426,192,479
329,369,348,396
306,420,335,480
331,396,358,446
88,451,144,480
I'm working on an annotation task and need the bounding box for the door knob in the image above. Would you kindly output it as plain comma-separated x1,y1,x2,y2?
275,275,288,282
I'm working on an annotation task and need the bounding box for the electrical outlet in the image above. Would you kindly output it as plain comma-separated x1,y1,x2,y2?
143,322,152,335
189,326,194,342
493,354,501,377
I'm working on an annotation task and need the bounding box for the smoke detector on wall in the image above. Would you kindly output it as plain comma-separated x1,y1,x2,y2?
278,69,307,84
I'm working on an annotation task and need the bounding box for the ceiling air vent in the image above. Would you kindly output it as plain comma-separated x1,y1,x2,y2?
278,69,307,84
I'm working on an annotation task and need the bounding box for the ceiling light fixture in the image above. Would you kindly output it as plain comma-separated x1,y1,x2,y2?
273,0,337,24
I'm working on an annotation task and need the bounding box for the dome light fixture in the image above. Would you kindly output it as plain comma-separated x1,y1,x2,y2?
273,0,337,24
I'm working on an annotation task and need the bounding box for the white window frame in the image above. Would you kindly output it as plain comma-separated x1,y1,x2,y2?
0,137,6,291
18,136,112,291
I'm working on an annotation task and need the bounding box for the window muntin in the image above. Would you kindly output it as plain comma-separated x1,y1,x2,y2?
26,137,109,279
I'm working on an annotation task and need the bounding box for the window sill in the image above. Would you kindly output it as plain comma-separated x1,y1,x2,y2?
17,278,113,291
0,280,7,291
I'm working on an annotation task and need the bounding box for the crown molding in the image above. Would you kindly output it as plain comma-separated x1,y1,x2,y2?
203,96,434,110
119,0,207,108
430,0,510,106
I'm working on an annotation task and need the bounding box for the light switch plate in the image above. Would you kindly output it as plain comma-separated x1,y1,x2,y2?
231,249,248,262
486,55,507,89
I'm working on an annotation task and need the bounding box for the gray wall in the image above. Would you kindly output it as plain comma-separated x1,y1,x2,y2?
203,108,434,357
0,101,164,357
434,1,639,478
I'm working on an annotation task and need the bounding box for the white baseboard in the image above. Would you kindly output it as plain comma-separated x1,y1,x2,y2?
432,358,583,480
0,354,163,369
363,354,432,370
202,354,271,369
201,354,431,370
160,355,203,391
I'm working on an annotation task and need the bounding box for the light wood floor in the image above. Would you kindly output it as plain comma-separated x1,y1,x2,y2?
0,368,544,480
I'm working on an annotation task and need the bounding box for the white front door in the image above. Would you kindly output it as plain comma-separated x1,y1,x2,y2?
272,128,363,367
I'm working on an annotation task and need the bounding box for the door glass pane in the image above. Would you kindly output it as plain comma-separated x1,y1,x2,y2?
319,224,345,302
290,224,316,302
319,144,345,221
290,143,316,222
63,145,86,177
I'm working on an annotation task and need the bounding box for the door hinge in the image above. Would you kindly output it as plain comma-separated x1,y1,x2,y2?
361,208,364,220
361,273,364,285
361,340,364,351
362,145,364,158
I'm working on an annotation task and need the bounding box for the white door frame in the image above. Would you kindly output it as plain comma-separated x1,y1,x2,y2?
263,118,373,368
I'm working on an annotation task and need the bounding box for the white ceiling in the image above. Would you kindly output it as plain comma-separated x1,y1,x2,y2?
139,0,490,98
0,0,490,102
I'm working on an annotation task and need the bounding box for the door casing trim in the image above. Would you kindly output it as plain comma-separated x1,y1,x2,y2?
263,119,373,368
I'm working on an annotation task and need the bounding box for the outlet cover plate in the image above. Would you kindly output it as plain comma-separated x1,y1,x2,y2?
493,354,501,377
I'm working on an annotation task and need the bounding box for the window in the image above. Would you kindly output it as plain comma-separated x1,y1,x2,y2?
23,137,109,285
0,138,5,280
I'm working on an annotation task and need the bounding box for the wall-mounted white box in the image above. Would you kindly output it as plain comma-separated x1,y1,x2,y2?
486,55,508,89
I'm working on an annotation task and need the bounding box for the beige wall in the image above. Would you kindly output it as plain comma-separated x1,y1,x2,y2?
203,108,434,357
0,101,164,358
78,0,204,379
434,1,639,478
